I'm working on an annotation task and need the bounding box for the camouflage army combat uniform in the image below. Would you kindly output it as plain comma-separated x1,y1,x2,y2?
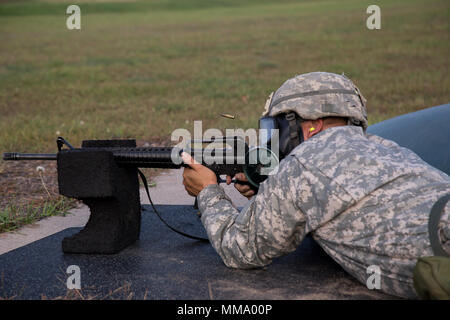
197,125,450,299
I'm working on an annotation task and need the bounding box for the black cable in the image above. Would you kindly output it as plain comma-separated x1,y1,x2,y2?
137,169,209,242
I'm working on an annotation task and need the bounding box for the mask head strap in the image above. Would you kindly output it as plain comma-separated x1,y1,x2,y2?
285,112,301,151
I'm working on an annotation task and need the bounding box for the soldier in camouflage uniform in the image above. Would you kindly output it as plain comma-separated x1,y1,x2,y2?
181,72,450,299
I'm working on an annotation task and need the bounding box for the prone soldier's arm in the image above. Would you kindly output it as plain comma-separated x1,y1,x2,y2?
197,156,307,269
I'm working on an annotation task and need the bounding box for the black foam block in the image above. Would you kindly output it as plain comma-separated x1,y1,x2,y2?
59,139,141,254
58,150,116,198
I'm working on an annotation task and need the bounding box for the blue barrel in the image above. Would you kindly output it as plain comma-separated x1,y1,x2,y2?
367,104,450,176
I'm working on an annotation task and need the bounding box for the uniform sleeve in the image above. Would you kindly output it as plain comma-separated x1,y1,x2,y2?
197,156,307,269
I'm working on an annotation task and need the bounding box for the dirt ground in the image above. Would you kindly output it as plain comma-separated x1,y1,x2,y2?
0,160,60,210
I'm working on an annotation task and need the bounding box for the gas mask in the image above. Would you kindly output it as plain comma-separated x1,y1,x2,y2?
259,112,304,160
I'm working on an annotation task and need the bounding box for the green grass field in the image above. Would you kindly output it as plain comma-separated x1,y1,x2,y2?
0,0,449,154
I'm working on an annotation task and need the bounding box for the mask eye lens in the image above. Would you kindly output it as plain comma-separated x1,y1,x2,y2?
258,117,277,146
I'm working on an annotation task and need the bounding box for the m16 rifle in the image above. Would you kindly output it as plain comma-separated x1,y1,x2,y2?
3,136,278,254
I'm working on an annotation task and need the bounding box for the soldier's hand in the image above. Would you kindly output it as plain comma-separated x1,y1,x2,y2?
181,152,218,197
226,173,255,199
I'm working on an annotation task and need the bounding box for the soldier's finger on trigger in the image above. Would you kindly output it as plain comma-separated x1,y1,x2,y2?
235,183,250,193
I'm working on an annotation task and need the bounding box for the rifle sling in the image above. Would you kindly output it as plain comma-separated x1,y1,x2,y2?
137,169,209,242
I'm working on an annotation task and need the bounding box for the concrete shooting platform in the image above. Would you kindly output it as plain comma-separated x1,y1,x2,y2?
0,204,393,300
0,169,393,300
0,170,393,299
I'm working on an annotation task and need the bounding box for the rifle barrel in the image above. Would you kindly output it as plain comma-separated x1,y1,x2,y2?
3,153,57,161
2,148,183,169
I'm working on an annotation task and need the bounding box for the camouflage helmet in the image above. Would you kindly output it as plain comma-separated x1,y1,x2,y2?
262,72,368,130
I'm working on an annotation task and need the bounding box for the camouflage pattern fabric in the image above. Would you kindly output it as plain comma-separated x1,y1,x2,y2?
197,126,450,299
262,72,368,129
